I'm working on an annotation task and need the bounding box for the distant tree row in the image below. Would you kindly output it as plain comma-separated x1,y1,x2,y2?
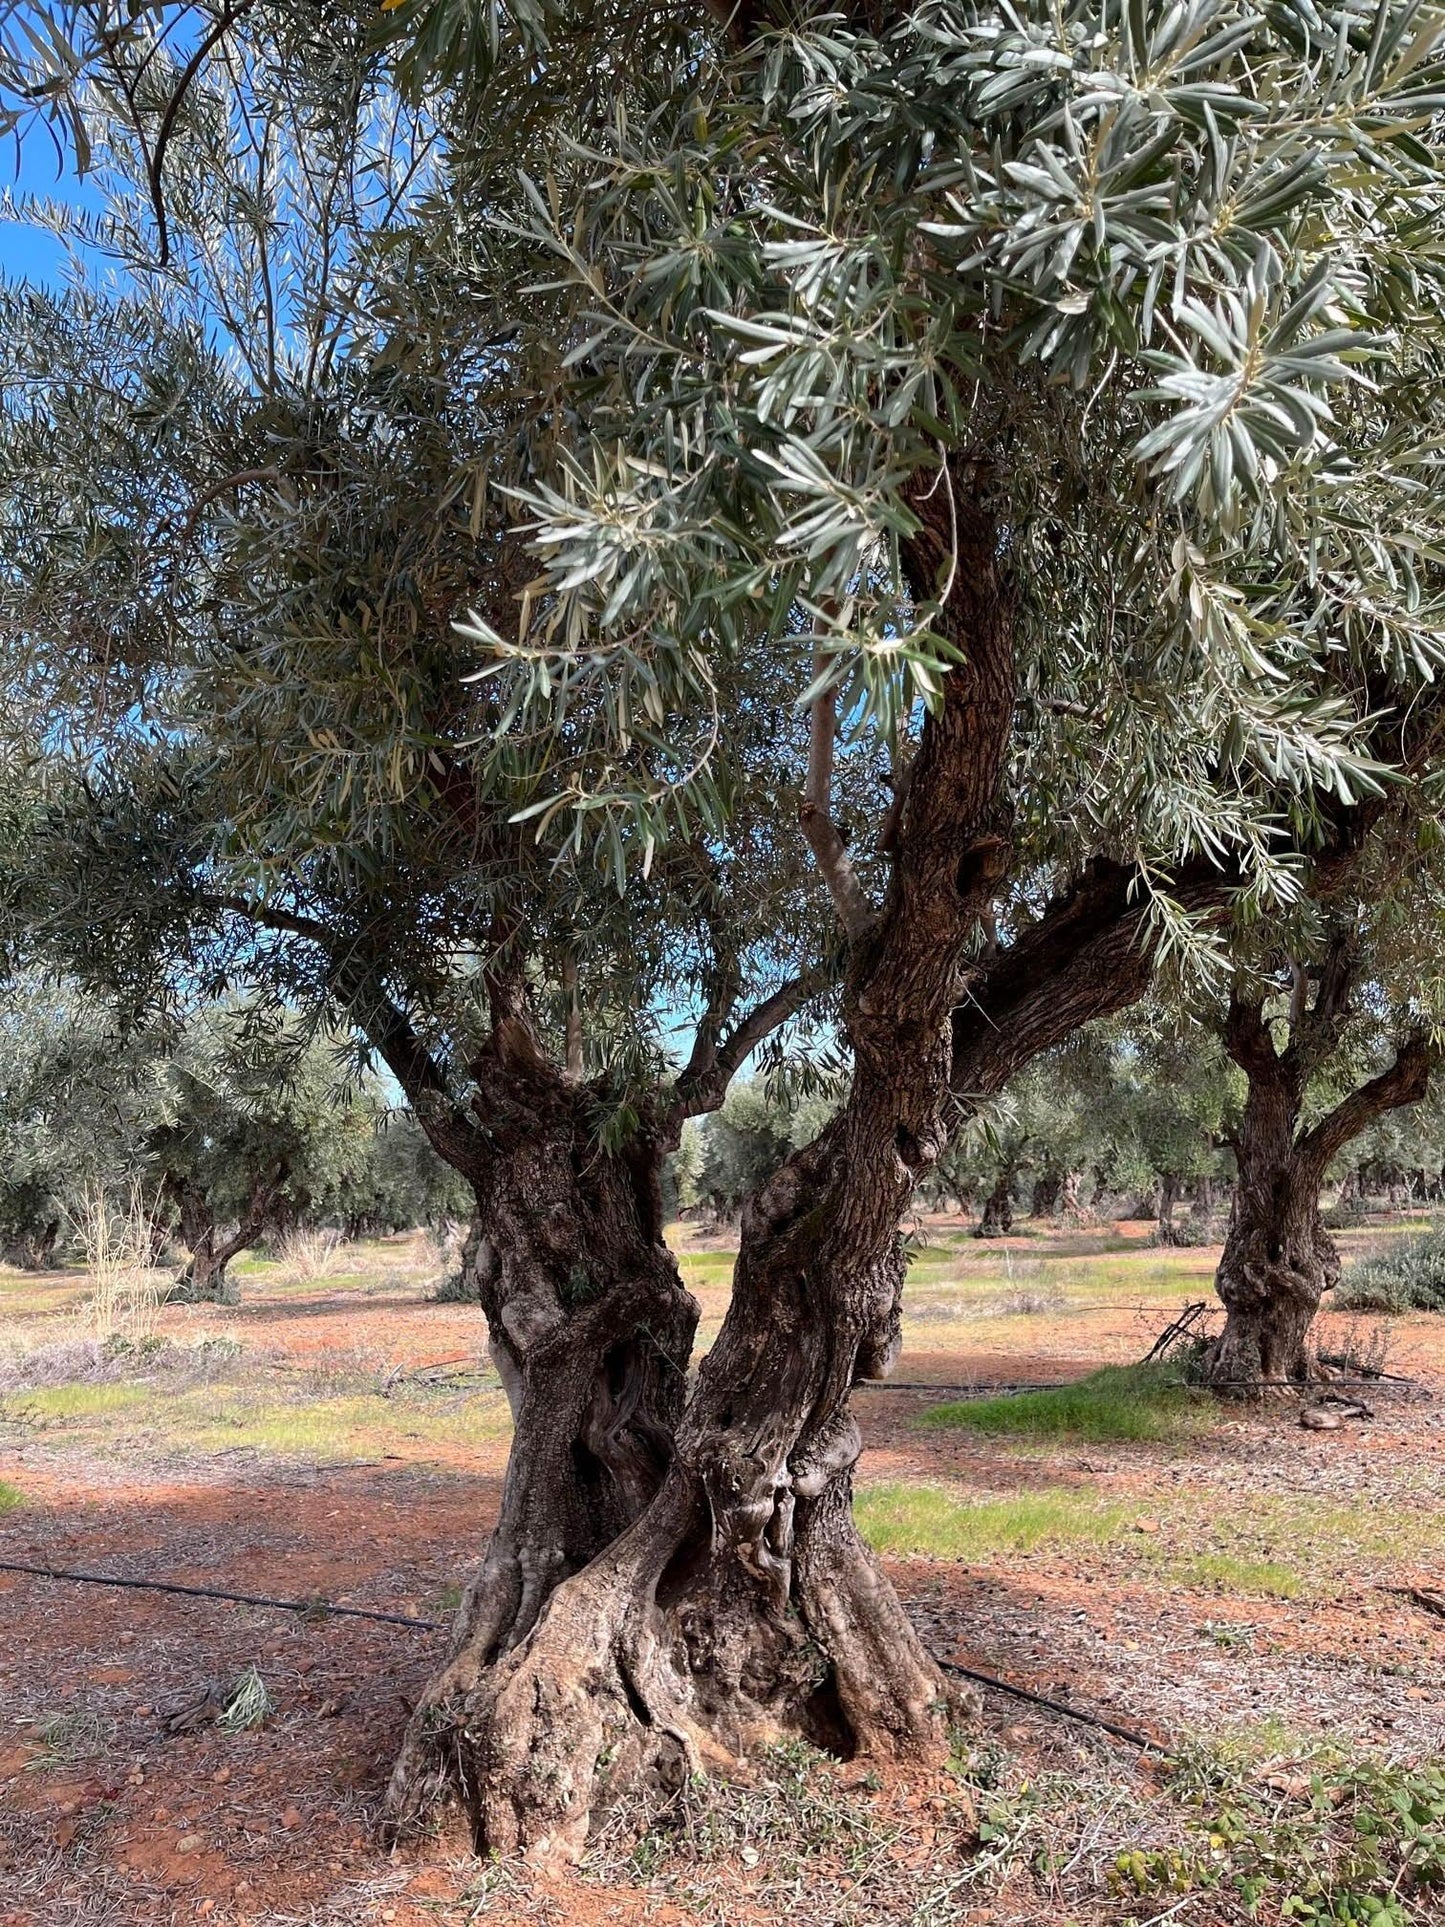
683,994,1445,1266
0,979,469,1295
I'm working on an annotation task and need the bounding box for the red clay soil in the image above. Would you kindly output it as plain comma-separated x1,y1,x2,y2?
4,1237,1445,1923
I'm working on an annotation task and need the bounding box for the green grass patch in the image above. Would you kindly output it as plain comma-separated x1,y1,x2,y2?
922,1363,1201,1442
178,1386,514,1459
855,1480,1129,1559
8,1381,156,1422
1168,1551,1302,1599
676,1250,736,1291
0,1479,22,1512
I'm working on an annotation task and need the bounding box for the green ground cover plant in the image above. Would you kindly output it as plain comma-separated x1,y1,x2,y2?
923,1363,1201,1443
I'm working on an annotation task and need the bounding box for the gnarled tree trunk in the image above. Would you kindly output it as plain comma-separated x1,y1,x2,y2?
386,1047,699,1828
1029,1169,1061,1219
1153,1170,1183,1245
385,494,1014,1859
1207,980,1433,1387
975,1170,1014,1238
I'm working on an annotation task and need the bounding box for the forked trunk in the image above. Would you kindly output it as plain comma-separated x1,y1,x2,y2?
1211,1163,1336,1385
1207,965,1435,1387
167,1231,241,1305
384,494,1015,1860
1207,1013,1331,1385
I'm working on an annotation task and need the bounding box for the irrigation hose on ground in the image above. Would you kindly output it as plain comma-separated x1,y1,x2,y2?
0,1555,1159,1753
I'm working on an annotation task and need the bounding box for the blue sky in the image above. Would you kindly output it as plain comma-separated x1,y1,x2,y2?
1,123,105,288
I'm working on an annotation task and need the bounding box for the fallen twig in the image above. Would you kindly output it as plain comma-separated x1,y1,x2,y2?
1382,1583,1445,1621
1143,1301,1211,1364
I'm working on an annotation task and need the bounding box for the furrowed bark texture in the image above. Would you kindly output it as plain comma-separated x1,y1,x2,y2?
386,1031,699,1828
385,495,1014,1860
1208,975,1433,1387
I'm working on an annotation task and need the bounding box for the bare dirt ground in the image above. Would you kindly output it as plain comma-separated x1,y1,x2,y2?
3,1220,1444,1925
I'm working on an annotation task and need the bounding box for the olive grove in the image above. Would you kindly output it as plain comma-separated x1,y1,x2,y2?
5,0,1445,1863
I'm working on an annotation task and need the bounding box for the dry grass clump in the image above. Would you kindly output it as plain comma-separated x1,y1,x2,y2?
272,1226,347,1284
69,1182,170,1343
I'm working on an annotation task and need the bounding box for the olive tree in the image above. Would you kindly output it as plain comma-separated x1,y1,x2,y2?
150,1006,384,1301
8,0,1445,1861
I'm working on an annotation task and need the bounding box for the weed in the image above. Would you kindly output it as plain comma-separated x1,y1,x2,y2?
272,1227,346,1286
1200,1620,1257,1650
1110,1741,1445,1923
854,1480,1129,1559
923,1363,1202,1443
69,1182,169,1343
1169,1551,1302,1598
219,1665,272,1732
1338,1224,1445,1311
0,1479,20,1512
10,1381,155,1422
981,1285,1068,1316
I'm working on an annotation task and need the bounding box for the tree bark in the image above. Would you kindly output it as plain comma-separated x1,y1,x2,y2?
163,1176,275,1305
386,1047,699,1831
5,1218,60,1270
975,1170,1015,1238
1207,991,1433,1387
1030,1170,1061,1219
1153,1170,1183,1245
385,489,1013,1858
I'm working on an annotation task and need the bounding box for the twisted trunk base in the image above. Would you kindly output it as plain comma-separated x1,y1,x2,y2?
387,1089,699,1831
1207,1192,1337,1386
386,1126,971,1858
387,1447,962,1861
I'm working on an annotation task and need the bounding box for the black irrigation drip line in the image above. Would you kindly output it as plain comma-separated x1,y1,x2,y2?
0,1559,448,1631
935,1657,1162,1754
0,1555,1160,1758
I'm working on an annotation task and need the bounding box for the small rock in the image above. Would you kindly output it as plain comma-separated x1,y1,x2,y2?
280,1806,302,1830
176,1834,205,1855
58,1800,76,1816
1132,1518,1161,1534
233,1881,251,1896
1300,1407,1342,1431
212,1767,231,1785
135,1705,152,1718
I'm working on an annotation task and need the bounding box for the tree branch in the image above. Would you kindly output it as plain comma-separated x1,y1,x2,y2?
147,0,258,269
1297,1035,1436,1174
176,466,283,545
673,964,831,1123
799,658,874,943
950,855,1235,1101
1222,992,1280,1079
202,891,479,1174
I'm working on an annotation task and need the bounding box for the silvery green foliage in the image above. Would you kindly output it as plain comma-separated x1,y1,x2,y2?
0,4,846,1103
437,0,1445,942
